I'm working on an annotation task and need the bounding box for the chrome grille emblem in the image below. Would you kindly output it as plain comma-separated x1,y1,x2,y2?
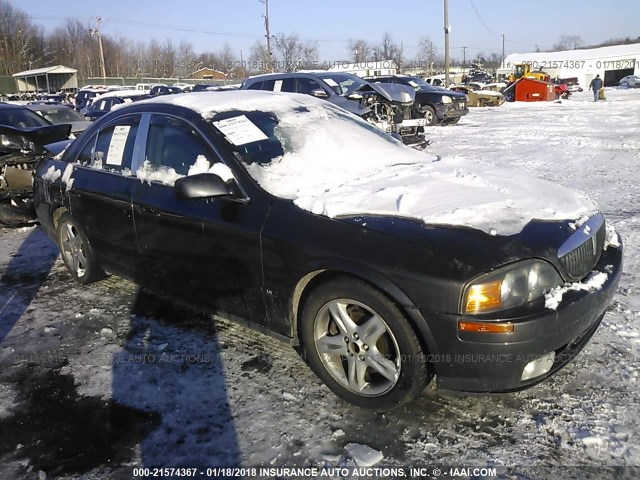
557,213,605,281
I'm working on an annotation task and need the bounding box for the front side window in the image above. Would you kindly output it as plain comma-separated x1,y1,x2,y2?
77,115,140,172
294,78,323,95
140,114,221,185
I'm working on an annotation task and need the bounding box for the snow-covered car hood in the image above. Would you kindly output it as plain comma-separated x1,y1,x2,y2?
143,91,598,236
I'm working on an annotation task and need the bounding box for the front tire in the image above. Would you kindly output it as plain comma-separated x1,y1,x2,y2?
300,277,430,410
421,106,439,126
57,213,103,284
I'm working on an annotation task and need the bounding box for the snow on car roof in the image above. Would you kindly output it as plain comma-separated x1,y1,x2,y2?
93,89,150,101
140,91,596,236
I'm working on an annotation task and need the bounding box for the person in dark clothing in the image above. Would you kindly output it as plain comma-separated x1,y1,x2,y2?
589,74,604,101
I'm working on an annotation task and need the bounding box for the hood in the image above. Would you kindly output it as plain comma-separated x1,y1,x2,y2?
293,159,597,238
337,214,579,272
0,124,71,155
357,82,416,105
330,95,371,117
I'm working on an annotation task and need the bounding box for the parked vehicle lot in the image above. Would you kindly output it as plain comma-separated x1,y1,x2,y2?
0,88,639,478
241,72,427,145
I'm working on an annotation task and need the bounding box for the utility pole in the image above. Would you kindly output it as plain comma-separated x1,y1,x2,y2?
443,0,451,86
429,42,434,76
501,33,505,68
461,46,467,73
90,17,106,80
259,0,274,72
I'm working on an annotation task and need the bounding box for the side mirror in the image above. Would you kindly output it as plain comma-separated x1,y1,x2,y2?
346,92,363,100
310,88,329,99
174,173,231,200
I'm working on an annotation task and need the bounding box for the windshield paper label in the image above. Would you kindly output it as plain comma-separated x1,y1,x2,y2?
213,115,268,146
105,125,131,166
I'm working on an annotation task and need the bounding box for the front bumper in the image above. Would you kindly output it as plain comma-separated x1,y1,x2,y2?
425,243,623,392
435,102,469,121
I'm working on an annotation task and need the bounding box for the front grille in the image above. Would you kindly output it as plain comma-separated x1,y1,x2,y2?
558,213,606,281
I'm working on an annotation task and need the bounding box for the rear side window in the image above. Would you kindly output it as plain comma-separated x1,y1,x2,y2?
77,115,140,172
245,79,275,91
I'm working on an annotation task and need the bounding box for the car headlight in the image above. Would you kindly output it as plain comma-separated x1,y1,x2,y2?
441,95,453,104
464,260,562,314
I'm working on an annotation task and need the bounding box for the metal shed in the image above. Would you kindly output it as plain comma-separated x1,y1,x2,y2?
12,65,78,93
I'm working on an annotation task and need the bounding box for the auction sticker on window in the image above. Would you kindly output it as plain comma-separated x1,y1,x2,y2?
106,125,131,166
213,115,268,146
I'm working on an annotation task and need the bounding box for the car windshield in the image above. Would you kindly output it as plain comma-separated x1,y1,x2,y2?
208,100,412,199
400,77,438,92
316,74,367,96
0,108,51,128
32,107,84,124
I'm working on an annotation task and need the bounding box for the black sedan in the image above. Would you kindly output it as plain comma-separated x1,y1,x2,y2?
27,103,92,135
364,74,469,125
33,91,622,410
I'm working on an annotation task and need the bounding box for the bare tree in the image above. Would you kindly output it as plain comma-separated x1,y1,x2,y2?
415,36,442,74
553,35,584,51
214,43,236,77
273,33,318,72
0,0,47,74
249,41,272,73
378,33,404,70
177,41,197,78
347,39,372,63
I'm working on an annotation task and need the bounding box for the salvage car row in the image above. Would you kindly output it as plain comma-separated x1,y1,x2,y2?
1,72,477,227
1,82,620,410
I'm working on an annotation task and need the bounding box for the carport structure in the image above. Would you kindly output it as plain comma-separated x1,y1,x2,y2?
12,65,78,93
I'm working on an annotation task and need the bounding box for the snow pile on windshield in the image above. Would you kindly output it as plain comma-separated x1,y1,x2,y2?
149,91,597,235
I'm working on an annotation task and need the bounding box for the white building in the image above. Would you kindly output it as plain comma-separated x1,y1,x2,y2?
12,65,78,93
503,43,640,88
328,60,397,78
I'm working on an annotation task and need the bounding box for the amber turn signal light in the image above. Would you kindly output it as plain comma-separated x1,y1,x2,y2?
458,321,514,334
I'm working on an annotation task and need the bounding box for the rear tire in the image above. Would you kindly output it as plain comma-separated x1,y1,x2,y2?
57,213,103,284
300,277,430,410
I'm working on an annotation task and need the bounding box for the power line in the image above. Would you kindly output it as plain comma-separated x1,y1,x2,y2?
22,14,262,39
469,0,496,37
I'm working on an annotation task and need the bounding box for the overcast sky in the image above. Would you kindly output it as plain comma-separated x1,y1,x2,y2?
12,0,640,61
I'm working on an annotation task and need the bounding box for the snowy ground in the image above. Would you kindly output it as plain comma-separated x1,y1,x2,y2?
1,88,639,479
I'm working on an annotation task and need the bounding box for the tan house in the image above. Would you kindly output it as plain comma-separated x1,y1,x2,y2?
186,68,227,80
